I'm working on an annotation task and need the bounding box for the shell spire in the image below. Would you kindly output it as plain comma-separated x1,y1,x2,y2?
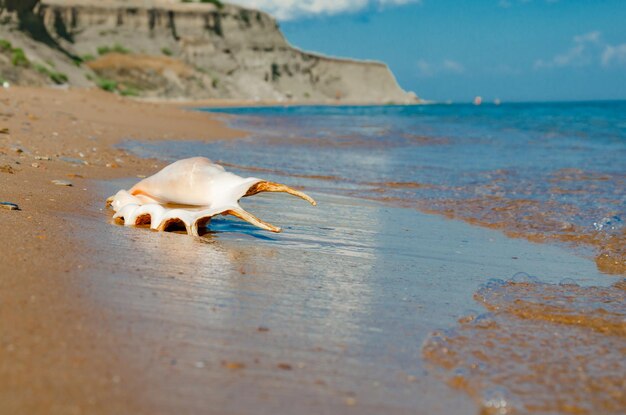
106,157,316,236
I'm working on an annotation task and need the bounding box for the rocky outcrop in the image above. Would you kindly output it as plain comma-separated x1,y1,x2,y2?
0,0,418,103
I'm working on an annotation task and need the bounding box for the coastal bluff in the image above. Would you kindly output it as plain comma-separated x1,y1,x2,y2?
0,0,418,103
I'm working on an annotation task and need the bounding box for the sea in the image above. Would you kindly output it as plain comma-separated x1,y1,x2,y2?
118,101,626,414
125,101,626,274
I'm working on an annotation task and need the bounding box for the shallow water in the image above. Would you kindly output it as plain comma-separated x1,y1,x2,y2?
123,102,626,274
81,179,618,415
115,103,626,413
423,279,626,414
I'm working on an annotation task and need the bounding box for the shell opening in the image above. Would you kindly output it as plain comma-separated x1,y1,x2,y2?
159,218,188,233
135,214,152,226
192,216,212,237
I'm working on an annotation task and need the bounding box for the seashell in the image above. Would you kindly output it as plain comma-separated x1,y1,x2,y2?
106,157,316,236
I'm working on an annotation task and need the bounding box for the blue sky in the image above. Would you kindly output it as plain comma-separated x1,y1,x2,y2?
230,0,626,102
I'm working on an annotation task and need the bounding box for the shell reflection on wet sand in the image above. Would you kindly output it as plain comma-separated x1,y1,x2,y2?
422,278,626,414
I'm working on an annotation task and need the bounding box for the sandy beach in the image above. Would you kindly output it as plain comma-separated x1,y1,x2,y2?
0,0,623,413
0,86,241,413
2,87,623,414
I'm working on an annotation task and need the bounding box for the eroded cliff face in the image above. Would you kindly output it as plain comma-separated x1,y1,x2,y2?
1,0,418,103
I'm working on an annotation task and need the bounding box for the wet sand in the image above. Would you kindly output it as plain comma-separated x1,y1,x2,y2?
0,87,623,414
423,279,625,414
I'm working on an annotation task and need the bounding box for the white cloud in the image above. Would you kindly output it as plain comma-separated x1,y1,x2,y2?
533,31,601,69
498,0,559,8
534,31,626,70
573,31,601,44
416,59,464,77
602,43,626,67
228,0,421,20
416,59,435,77
442,59,465,73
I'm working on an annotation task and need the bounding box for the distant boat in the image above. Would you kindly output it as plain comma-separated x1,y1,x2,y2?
494,98,501,105
473,96,482,106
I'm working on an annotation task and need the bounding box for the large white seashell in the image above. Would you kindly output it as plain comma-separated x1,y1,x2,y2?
106,157,316,236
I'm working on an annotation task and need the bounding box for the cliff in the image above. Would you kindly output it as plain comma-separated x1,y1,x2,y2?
0,0,419,103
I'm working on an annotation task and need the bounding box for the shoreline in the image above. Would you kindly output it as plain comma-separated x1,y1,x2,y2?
138,97,428,108
1,86,622,414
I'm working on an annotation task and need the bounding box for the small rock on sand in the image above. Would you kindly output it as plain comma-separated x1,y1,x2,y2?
0,165,14,174
344,397,357,406
1,202,20,211
52,180,73,187
222,361,245,370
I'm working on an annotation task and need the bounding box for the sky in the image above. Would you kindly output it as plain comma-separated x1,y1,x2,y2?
228,0,626,102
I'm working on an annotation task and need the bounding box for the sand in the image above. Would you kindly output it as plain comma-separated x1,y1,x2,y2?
0,86,240,414
0,87,621,414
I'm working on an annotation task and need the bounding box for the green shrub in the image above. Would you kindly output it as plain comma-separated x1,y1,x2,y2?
96,78,141,97
49,72,68,85
90,74,141,96
182,0,224,7
33,63,69,85
97,46,110,55
97,44,130,56
96,77,118,92
119,86,140,97
11,48,29,67
33,63,47,72
201,0,224,8
0,39,12,51
161,47,173,56
81,53,95,62
113,44,130,54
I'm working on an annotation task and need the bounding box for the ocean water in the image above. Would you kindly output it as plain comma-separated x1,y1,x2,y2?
124,101,626,274
117,101,626,414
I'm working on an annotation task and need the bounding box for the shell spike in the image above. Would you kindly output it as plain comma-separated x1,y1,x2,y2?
226,207,282,233
244,181,317,206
